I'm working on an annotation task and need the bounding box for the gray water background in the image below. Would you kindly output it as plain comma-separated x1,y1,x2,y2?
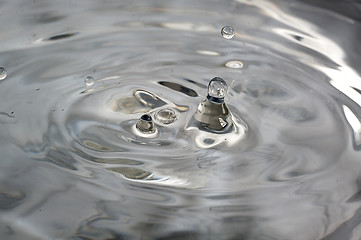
1,0,361,239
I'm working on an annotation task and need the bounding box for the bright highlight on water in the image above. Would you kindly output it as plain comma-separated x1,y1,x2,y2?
225,60,244,69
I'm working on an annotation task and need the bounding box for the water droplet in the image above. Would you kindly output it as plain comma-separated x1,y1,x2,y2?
207,77,228,102
136,114,155,133
225,60,244,69
0,67,7,80
85,76,94,86
155,108,178,124
221,26,235,39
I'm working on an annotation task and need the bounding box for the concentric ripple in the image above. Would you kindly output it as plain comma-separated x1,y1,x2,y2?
0,0,361,239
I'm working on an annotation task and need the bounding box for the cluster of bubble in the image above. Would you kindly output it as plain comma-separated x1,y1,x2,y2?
135,108,178,135
135,76,230,137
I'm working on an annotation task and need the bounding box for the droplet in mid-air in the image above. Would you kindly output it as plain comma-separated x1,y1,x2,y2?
154,108,178,124
85,76,94,86
207,77,228,103
221,26,235,39
0,67,7,80
136,114,156,134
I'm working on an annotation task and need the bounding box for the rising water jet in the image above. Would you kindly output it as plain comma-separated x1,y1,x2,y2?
187,77,247,148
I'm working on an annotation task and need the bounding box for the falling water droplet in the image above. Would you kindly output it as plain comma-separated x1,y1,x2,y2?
221,26,235,39
155,108,178,124
0,67,7,80
85,76,94,86
136,114,156,134
207,77,228,103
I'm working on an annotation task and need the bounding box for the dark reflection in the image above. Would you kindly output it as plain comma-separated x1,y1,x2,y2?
301,0,361,21
82,139,111,151
93,158,142,165
158,81,198,97
0,190,25,210
33,12,65,24
134,89,168,108
47,147,77,170
107,167,152,180
68,231,128,240
352,87,361,95
321,207,361,240
47,32,78,41
347,177,361,203
156,231,201,240
183,78,207,88
292,34,304,41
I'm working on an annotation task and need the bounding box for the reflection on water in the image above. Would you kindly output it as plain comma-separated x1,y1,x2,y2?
0,0,361,239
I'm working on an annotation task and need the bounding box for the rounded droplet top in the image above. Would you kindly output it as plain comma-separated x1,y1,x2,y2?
136,114,155,133
207,77,228,102
0,67,7,80
221,26,235,39
85,76,94,86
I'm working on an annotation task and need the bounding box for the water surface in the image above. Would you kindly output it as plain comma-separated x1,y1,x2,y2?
1,0,361,239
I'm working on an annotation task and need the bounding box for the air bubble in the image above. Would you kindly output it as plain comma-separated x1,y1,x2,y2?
85,76,94,86
207,77,228,103
136,114,155,134
0,67,7,80
221,26,235,39
155,108,178,124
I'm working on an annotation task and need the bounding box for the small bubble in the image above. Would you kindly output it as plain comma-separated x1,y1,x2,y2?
155,108,178,124
136,114,155,134
225,60,244,69
0,67,7,80
207,77,228,102
221,26,235,39
85,76,94,86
